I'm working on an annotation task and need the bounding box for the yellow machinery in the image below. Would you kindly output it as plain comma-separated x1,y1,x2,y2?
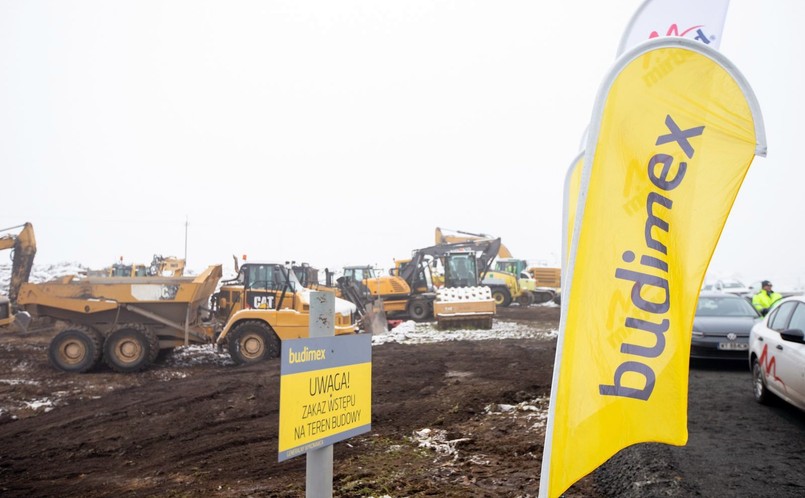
289,262,389,333
431,251,495,329
527,266,562,303
435,227,514,258
434,228,526,307
11,256,357,373
97,255,186,278
494,259,557,305
16,265,223,372
211,262,357,364
340,265,431,318
108,262,149,277
0,223,36,330
399,240,501,328
150,255,186,277
528,266,562,288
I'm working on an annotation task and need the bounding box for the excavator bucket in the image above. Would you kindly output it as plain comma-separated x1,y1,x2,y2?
362,300,389,335
12,311,31,333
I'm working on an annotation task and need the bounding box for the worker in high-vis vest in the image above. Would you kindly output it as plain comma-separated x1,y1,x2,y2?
752,280,782,316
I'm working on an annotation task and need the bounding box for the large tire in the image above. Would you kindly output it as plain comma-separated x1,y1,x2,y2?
491,288,512,307
531,290,555,305
752,359,773,405
228,321,280,365
104,324,159,373
48,326,103,373
517,292,534,306
407,299,430,321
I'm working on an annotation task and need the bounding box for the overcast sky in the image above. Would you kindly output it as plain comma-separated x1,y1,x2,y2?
2,1,802,288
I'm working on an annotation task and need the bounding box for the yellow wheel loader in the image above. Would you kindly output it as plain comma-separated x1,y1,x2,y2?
210,262,358,365
494,258,556,305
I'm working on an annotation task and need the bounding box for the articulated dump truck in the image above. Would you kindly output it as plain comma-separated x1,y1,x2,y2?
16,266,223,373
14,262,358,373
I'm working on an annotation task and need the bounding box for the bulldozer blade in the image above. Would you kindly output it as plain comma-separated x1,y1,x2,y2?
362,301,388,335
12,311,31,332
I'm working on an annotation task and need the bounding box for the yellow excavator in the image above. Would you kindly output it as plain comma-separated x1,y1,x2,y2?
399,239,499,328
0,223,36,330
434,227,529,306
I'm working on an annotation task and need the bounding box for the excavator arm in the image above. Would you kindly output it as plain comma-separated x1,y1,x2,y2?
434,227,513,258
1,223,36,306
402,238,502,285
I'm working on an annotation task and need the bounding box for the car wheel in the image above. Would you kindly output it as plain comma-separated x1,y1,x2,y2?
752,359,772,405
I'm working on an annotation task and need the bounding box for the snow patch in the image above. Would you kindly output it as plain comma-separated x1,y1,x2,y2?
0,261,90,293
24,398,55,412
411,428,471,462
0,378,40,386
166,345,234,367
484,396,550,431
372,320,557,345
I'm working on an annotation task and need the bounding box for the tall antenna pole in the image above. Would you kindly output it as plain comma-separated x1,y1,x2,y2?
184,215,188,262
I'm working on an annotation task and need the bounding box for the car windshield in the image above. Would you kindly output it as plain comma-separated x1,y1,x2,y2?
696,296,757,317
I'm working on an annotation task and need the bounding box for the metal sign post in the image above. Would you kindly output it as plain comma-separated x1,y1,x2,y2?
278,292,372,494
307,291,334,498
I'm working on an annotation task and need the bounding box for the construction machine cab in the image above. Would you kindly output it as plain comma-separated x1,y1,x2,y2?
214,262,300,322
494,258,528,276
343,266,378,284
243,263,295,292
444,252,478,288
110,263,148,277
292,263,320,288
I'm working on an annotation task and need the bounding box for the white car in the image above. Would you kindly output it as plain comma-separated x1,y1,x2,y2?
702,279,752,296
749,295,805,411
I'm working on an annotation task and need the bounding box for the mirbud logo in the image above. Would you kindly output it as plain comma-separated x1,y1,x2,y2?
615,0,730,57
649,24,716,45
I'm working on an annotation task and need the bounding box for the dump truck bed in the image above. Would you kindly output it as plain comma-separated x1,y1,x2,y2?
16,265,223,341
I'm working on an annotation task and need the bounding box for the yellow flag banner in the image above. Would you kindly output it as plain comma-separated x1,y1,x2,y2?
561,152,583,280
540,38,765,498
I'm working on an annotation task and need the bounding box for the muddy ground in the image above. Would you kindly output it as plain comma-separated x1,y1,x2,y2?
0,306,803,497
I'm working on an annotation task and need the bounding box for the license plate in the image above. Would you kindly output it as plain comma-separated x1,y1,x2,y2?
718,342,748,351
